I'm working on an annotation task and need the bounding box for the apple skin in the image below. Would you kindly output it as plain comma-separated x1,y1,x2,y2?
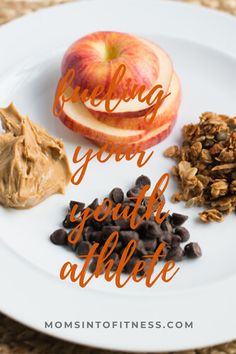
83,37,174,116
94,73,181,130
88,118,177,153
61,32,173,115
62,31,160,99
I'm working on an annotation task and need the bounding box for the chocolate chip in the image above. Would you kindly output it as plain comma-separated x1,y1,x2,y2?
161,219,172,232
171,235,182,247
143,239,157,252
102,225,120,238
135,175,151,188
154,189,165,204
143,258,153,274
120,231,139,245
76,241,91,256
114,241,123,254
89,258,98,273
109,188,124,204
101,214,113,226
50,229,67,245
160,212,170,220
115,218,130,230
89,258,105,274
145,221,163,239
69,200,85,212
89,218,103,230
67,234,82,251
118,203,131,214
87,198,99,210
160,231,173,244
52,175,200,276
125,257,139,273
184,242,202,258
90,231,103,243
161,246,169,260
136,221,147,234
174,227,190,243
62,214,80,229
109,252,120,271
137,220,162,239
133,214,141,226
127,187,140,199
134,239,147,256
137,206,147,215
83,226,94,241
142,197,150,207
148,214,156,222
166,246,184,262
171,213,188,227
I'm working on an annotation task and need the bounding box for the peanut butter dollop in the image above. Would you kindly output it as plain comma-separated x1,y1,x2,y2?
0,104,71,209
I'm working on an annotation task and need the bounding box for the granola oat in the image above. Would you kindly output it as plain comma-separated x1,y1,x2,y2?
164,112,236,222
199,209,224,223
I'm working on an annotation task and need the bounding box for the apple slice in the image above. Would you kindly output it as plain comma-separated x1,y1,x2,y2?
95,73,181,130
89,118,177,152
57,93,146,143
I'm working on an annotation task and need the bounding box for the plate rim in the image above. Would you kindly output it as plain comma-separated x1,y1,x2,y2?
0,0,236,351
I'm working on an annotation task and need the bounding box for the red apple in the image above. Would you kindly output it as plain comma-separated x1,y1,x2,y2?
55,31,181,151
61,32,173,117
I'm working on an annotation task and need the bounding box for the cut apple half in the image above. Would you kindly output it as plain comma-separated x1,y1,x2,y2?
82,37,173,117
57,91,146,143
95,73,181,130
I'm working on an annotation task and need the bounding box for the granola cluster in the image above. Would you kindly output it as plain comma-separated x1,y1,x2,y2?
164,112,236,222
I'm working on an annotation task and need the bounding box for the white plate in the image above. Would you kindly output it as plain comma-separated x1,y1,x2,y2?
0,0,236,352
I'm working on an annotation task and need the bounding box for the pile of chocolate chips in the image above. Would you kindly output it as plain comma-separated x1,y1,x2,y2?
50,175,202,274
